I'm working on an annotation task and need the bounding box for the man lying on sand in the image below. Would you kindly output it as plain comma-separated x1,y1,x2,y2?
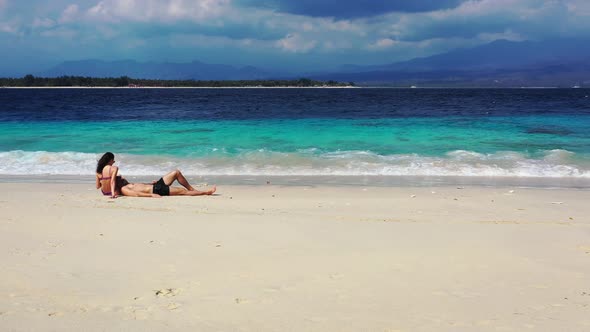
118,169,216,198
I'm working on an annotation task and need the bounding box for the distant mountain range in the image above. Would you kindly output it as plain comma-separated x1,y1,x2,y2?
38,39,590,87
310,39,590,87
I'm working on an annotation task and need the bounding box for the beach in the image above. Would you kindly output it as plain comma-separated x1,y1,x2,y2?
3,0,590,330
1,182,589,331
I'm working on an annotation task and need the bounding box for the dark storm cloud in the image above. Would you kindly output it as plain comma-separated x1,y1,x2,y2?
237,0,467,18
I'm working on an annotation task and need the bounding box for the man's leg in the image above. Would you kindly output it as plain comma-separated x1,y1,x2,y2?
169,186,216,196
161,169,194,190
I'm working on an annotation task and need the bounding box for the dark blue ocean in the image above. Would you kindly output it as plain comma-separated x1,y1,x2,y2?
1,88,589,184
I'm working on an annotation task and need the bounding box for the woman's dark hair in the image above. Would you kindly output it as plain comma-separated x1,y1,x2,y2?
116,176,129,191
96,152,115,173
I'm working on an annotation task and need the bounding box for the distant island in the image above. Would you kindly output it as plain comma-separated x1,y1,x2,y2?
0,75,354,88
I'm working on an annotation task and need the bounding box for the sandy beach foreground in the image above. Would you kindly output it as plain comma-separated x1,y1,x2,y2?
1,182,589,331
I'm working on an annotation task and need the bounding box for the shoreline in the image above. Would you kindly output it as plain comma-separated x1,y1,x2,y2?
1,182,589,331
1,174,590,189
1,86,357,89
3,86,589,89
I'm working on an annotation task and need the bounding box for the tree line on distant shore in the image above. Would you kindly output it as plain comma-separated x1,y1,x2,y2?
0,75,354,87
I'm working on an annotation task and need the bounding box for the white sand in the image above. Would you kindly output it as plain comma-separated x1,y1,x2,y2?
1,183,589,331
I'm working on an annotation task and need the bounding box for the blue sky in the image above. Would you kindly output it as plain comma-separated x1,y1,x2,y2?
1,0,589,75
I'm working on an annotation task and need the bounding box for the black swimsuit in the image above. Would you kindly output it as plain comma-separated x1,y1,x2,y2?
152,178,170,196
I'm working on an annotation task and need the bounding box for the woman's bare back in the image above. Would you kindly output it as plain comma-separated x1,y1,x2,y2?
97,165,117,194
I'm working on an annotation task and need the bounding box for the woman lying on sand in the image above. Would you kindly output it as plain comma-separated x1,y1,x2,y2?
96,152,216,198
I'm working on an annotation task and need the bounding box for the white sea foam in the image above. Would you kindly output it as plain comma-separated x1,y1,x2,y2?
0,149,589,178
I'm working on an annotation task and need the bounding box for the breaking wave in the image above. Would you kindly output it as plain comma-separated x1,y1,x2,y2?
1,149,589,178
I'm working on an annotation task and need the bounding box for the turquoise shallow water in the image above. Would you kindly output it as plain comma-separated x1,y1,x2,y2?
0,116,589,155
1,88,589,179
1,116,589,178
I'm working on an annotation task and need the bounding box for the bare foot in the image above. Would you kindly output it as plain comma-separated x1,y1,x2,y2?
206,186,217,195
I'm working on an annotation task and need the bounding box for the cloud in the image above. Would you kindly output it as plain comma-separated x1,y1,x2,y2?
41,0,589,55
40,27,78,38
368,38,398,50
477,29,525,42
0,21,17,33
3,0,590,74
322,39,353,51
87,0,231,22
276,33,317,52
168,32,271,49
69,1,366,46
566,0,590,15
237,0,467,18
377,0,590,42
32,17,56,29
59,4,79,23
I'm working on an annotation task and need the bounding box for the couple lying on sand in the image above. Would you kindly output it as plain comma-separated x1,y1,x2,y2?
95,152,216,198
